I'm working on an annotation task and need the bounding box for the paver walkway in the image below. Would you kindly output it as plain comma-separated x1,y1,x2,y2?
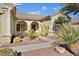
8,37,58,52
9,36,66,52
9,42,52,52
2,36,64,53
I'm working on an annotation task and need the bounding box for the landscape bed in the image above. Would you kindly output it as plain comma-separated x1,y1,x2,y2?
0,38,47,48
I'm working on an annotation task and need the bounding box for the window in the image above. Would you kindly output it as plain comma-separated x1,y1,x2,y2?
17,24,20,31
31,22,39,31
17,21,27,32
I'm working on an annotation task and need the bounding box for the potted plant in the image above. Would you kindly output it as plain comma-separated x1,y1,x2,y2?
56,23,79,55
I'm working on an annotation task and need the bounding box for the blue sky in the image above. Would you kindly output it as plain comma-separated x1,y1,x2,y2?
16,3,79,19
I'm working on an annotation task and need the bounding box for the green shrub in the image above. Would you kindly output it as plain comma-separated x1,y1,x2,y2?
25,29,36,39
56,23,79,45
0,48,17,56
53,16,70,32
40,24,49,36
34,31,40,37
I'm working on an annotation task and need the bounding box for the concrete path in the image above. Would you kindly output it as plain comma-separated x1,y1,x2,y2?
9,37,59,52
9,42,53,52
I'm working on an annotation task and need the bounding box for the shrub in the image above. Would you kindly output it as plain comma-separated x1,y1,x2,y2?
53,16,70,32
34,31,40,37
0,48,17,56
56,23,79,45
40,24,49,36
25,29,36,39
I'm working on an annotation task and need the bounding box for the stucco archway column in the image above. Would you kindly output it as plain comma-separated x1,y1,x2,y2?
48,18,55,36
0,9,12,44
27,21,32,31
48,18,55,33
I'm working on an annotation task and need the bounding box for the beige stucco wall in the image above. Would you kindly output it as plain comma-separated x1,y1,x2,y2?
0,10,11,44
48,13,65,36
48,13,71,36
10,7,16,35
0,4,15,44
49,13,62,33
14,19,52,37
14,19,41,36
0,16,1,41
49,13,70,33
40,21,50,30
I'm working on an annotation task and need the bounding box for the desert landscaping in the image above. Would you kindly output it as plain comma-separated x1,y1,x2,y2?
0,3,79,56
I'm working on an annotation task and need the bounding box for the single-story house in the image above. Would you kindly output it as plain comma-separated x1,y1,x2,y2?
0,3,71,44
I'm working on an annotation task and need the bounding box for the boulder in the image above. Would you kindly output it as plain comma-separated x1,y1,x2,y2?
55,46,66,54
13,37,22,43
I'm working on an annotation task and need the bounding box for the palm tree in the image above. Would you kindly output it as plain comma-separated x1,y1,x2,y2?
61,3,79,15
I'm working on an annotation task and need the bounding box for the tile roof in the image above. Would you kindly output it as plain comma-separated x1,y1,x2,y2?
16,13,51,21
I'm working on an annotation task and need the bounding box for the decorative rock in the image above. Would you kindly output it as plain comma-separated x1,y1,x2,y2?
13,37,22,43
55,46,66,54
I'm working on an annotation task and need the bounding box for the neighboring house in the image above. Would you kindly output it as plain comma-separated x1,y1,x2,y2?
0,3,71,44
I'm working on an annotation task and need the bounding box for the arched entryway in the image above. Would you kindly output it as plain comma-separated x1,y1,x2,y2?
16,21,27,32
31,22,39,31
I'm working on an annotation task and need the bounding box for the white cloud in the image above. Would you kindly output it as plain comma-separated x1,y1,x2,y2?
42,6,47,10
28,11,41,15
52,7,59,11
52,6,61,12
16,3,23,6
37,11,40,13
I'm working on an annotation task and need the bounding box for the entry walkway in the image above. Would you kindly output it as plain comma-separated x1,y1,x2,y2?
9,36,61,52
10,42,52,52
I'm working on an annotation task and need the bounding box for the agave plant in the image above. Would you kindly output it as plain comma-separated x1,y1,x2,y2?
56,23,79,45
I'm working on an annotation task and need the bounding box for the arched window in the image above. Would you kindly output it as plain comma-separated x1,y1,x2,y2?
17,21,27,32
31,22,39,31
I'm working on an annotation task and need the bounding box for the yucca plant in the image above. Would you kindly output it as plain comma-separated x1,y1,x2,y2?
56,23,79,55
56,23,79,44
